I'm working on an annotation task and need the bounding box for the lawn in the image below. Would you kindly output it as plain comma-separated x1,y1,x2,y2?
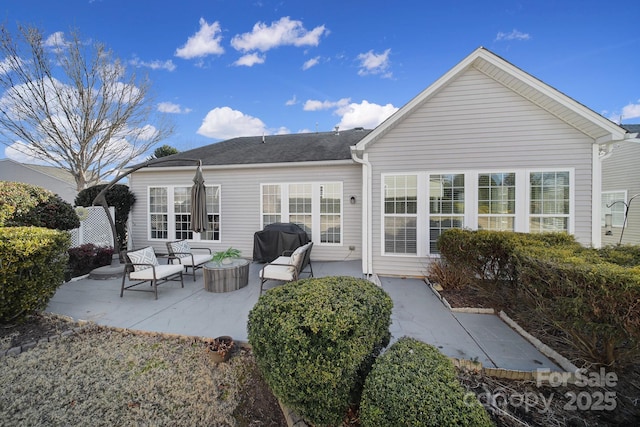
0,317,284,426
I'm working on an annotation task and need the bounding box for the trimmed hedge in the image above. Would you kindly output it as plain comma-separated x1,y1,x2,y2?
436,229,640,367
247,276,393,426
0,227,70,322
360,337,492,427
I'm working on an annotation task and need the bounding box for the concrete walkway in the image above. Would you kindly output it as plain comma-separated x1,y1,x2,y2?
46,260,560,372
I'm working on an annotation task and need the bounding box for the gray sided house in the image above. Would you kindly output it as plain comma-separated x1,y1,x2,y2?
601,124,640,245
127,129,370,263
0,159,78,203
128,47,637,279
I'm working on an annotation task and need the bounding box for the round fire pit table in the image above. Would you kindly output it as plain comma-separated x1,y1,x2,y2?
203,258,250,293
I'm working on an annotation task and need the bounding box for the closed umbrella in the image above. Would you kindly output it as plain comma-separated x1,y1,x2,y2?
190,164,209,232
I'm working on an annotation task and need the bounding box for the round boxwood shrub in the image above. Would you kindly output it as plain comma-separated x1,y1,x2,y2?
360,337,492,427
247,276,393,426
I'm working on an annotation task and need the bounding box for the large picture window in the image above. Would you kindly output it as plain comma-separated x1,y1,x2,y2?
384,175,417,254
382,169,572,257
261,182,343,244
149,185,220,241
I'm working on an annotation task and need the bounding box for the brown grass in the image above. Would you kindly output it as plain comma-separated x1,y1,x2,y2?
0,324,284,426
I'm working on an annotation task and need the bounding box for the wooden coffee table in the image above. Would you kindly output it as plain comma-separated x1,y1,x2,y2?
203,258,250,292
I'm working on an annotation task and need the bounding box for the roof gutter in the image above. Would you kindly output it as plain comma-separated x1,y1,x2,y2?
131,159,355,172
350,146,373,278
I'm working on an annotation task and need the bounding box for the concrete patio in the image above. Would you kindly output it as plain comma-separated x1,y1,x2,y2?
46,259,561,372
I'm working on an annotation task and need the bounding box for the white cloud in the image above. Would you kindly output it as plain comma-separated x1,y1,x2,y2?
302,56,320,70
129,57,176,71
335,100,398,130
175,18,225,59
609,100,640,123
357,49,392,77
285,95,298,106
157,102,191,114
4,141,49,164
495,29,531,41
303,98,350,111
43,31,67,53
233,53,265,67
197,106,267,139
231,16,328,53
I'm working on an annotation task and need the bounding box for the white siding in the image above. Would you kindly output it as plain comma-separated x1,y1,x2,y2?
366,69,594,277
128,163,362,262
601,141,640,245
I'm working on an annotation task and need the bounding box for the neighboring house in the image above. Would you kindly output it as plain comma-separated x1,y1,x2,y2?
0,159,78,203
128,47,638,278
601,124,640,246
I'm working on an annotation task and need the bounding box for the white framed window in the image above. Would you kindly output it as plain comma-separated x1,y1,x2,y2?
601,191,627,227
429,174,465,254
148,185,220,242
383,174,417,254
478,172,516,231
529,171,570,233
381,169,573,257
260,182,343,245
261,184,281,225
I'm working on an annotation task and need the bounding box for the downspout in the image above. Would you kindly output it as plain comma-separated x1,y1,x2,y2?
350,146,373,277
592,143,603,248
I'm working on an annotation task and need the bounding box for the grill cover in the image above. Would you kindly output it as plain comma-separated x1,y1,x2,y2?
253,223,310,263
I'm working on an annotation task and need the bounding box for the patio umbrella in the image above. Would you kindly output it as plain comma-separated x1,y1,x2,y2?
190,164,209,233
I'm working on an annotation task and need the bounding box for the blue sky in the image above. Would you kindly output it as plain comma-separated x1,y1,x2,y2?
2,0,639,162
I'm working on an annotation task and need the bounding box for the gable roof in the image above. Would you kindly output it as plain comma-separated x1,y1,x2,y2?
354,47,631,152
146,128,372,168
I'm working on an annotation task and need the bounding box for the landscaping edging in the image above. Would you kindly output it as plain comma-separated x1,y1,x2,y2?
426,280,579,381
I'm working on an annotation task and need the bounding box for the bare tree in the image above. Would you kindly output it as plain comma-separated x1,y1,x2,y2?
0,24,174,190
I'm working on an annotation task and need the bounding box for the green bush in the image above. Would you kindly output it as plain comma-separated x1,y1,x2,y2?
0,227,70,322
247,276,393,426
0,181,79,230
75,184,136,250
360,337,492,427
68,243,114,277
436,229,640,368
516,254,640,367
437,228,579,284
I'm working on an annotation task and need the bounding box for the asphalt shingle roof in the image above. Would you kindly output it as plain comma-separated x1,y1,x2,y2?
147,128,372,167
